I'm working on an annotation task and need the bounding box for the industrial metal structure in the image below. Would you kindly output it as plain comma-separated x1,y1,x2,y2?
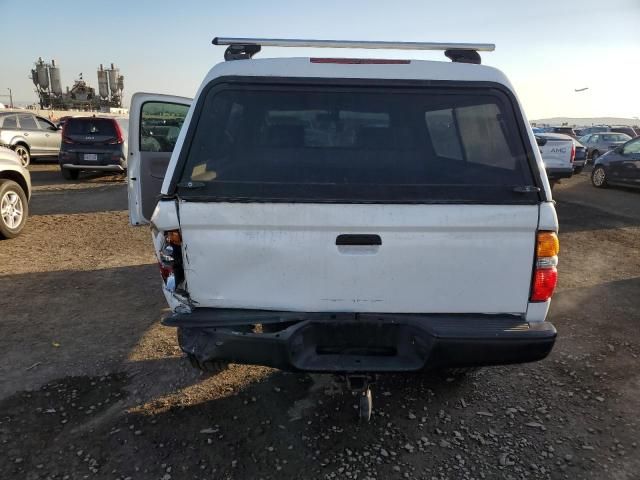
30,58,124,110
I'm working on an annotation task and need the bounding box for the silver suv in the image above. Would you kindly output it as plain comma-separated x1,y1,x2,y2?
0,112,62,167
0,146,31,238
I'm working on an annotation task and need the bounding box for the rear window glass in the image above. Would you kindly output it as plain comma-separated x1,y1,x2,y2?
177,85,535,203
65,118,117,136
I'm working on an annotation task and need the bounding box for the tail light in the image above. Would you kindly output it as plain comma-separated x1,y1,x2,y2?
531,231,559,302
108,120,124,145
158,229,183,292
570,143,576,164
61,123,75,144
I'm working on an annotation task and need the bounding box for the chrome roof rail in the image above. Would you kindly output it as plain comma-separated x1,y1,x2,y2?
212,37,495,64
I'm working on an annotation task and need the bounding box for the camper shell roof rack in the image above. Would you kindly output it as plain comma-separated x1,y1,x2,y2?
212,37,495,64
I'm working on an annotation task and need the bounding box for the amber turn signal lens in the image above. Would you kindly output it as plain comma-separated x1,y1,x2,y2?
165,230,182,246
537,231,559,257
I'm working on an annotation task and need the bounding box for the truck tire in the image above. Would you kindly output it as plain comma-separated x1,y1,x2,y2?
0,179,28,239
591,150,600,162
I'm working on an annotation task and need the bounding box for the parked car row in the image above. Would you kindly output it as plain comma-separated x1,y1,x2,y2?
576,125,638,138
535,128,640,191
535,125,638,143
0,112,129,179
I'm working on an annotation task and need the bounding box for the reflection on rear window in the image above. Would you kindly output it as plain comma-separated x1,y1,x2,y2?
65,118,117,136
178,86,535,203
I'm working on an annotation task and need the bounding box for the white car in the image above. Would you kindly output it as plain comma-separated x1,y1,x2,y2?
127,38,559,419
0,146,31,238
536,132,577,185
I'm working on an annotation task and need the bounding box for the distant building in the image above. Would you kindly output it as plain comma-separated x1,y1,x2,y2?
31,58,124,111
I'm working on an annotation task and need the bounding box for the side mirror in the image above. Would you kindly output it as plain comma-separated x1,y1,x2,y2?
535,136,548,147
614,146,624,154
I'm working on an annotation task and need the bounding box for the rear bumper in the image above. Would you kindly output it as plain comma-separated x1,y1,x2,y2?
59,149,126,171
546,167,573,180
164,311,557,373
61,163,124,172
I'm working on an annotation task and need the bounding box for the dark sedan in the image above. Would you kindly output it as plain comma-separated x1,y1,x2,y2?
591,137,640,188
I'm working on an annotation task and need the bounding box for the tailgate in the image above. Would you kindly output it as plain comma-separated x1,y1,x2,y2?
179,203,537,314
539,139,573,169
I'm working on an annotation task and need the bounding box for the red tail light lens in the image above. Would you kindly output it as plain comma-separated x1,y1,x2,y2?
570,143,576,164
531,231,559,302
61,123,75,144
158,230,183,285
531,268,558,302
108,120,124,145
158,261,173,281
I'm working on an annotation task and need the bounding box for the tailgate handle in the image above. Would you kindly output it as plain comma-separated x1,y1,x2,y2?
336,234,381,246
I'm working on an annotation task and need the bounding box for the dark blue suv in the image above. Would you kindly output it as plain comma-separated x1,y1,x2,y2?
58,116,128,180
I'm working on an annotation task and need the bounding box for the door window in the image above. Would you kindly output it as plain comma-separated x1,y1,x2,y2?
622,139,640,155
140,102,189,152
2,115,18,129
590,135,599,144
18,115,38,130
612,134,631,142
36,117,57,131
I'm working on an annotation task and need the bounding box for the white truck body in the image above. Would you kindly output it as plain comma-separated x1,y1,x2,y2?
127,43,559,379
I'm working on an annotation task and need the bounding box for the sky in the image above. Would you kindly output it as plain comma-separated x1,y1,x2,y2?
1,0,638,120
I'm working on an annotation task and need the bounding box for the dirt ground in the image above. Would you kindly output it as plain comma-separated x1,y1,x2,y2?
1,164,639,480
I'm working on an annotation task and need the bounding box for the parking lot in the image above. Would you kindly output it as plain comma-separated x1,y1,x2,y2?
1,164,639,480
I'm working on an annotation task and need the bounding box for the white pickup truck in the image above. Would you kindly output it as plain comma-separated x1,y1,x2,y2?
127,38,559,419
536,132,576,184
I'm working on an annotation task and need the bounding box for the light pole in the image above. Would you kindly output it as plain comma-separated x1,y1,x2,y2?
7,88,13,108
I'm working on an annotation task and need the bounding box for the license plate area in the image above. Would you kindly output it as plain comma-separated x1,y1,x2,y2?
289,320,431,371
84,153,98,161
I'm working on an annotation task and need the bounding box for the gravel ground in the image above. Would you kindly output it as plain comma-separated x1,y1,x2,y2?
1,165,639,480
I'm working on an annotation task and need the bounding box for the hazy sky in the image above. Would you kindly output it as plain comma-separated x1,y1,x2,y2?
1,0,638,119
